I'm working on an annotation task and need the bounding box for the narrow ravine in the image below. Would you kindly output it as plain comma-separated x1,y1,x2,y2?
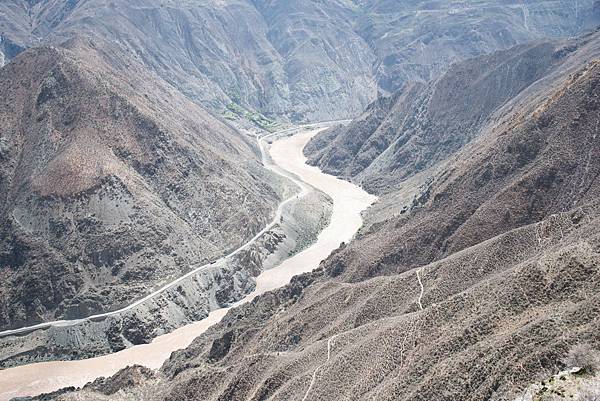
0,128,377,401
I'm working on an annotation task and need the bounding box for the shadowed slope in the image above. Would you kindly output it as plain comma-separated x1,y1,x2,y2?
306,30,600,193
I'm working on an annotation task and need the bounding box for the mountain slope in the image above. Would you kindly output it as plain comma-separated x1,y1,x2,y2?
306,30,600,193
50,34,600,401
1,0,598,121
0,43,282,330
359,0,600,90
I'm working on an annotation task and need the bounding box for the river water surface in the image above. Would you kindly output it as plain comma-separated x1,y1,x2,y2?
0,128,376,401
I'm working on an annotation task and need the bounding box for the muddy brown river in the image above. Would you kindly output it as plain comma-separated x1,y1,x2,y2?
0,128,376,401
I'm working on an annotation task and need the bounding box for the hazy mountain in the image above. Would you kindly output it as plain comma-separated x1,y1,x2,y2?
305,30,600,193
1,0,598,121
52,29,600,401
0,41,281,330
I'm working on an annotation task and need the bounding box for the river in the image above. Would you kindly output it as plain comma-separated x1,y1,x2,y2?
0,128,376,401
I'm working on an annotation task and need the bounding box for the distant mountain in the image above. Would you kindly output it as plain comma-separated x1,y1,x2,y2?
306,29,600,193
0,42,281,330
58,29,600,401
1,0,598,121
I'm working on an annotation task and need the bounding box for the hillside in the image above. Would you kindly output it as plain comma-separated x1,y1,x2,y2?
1,0,598,121
49,33,600,401
306,29,600,193
1,2,600,400
0,43,282,330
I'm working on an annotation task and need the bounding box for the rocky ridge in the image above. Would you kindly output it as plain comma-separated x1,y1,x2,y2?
0,42,283,332
1,0,598,121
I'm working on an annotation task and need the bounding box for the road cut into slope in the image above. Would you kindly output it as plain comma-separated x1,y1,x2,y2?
0,127,376,401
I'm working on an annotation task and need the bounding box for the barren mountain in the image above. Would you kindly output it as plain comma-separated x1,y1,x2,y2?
1,0,598,120
0,42,282,330
49,31,600,401
1,1,600,400
306,29,600,193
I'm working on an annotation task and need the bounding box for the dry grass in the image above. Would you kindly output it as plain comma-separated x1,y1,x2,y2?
564,344,600,374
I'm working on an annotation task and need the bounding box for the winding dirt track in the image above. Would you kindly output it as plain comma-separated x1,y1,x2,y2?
0,128,376,401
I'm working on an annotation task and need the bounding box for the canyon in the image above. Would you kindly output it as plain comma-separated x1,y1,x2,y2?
0,1,599,400
0,127,375,401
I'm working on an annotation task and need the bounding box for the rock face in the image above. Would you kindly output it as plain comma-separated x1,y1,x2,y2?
0,43,283,331
1,1,598,121
52,31,600,401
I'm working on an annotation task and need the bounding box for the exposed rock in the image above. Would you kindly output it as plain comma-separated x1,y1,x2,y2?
0,175,332,367
84,365,156,396
1,2,600,400
0,43,282,332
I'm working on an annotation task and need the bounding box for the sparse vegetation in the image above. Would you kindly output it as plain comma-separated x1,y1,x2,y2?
564,344,600,375
522,368,600,401
577,383,600,401
223,103,279,132
0,46,283,362
2,1,600,401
